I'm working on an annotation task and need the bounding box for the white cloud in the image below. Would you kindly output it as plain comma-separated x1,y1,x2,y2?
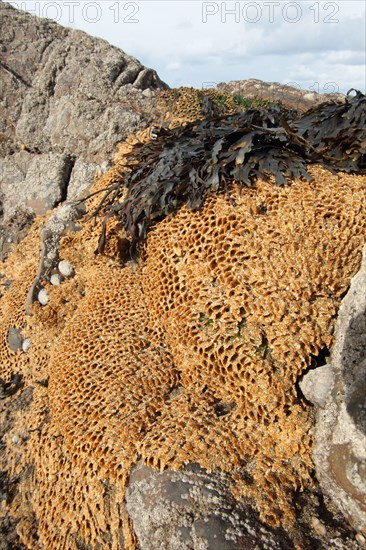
8,0,366,93
165,61,182,71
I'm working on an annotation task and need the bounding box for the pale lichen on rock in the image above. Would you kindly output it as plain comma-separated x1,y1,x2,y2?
312,244,366,535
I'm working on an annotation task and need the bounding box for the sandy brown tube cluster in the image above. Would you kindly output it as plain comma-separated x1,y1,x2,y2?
1,145,365,547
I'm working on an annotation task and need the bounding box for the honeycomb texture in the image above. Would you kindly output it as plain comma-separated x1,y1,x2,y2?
156,87,280,128
0,216,48,385
137,166,366,523
1,131,366,549
157,87,239,125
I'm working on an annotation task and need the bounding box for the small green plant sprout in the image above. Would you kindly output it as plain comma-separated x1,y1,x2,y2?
199,312,214,331
255,335,273,360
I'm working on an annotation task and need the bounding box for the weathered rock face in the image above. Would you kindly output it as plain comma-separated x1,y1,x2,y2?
300,245,366,535
0,2,167,161
125,462,364,550
217,78,346,112
0,0,168,251
126,462,293,550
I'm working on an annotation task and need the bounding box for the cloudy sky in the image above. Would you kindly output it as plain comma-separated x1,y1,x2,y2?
8,0,366,93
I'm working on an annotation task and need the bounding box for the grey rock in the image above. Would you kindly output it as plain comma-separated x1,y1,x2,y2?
299,364,334,407
134,68,162,90
66,158,101,201
0,153,30,214
25,200,86,314
0,206,35,261
3,152,73,217
216,78,346,112
0,0,168,253
142,88,155,99
126,462,291,550
7,327,23,352
0,2,167,160
313,245,366,533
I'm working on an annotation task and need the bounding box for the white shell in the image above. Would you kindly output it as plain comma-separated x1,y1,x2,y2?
38,288,49,306
22,338,32,353
58,260,73,277
50,273,61,286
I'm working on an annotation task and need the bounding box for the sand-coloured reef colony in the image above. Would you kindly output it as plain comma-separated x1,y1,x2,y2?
0,91,365,548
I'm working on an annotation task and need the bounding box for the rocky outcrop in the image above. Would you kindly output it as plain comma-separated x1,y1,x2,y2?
126,462,292,549
125,462,364,550
0,0,168,253
300,245,366,535
217,78,345,112
1,4,365,546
